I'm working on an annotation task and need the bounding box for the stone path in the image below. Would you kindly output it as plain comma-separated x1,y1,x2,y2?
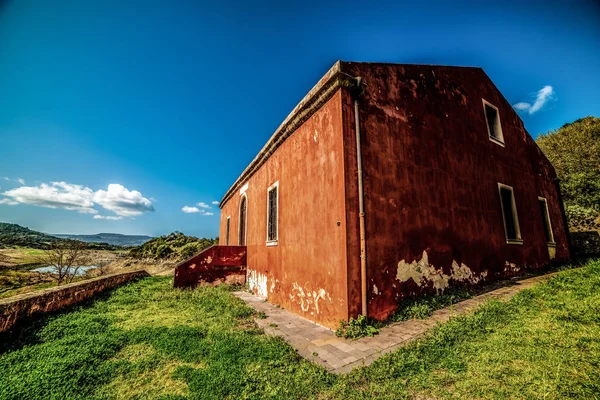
234,271,559,374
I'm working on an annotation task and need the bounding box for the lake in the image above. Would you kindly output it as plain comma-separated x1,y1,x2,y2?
32,265,98,275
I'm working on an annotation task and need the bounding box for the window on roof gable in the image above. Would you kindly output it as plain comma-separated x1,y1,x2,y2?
483,99,504,145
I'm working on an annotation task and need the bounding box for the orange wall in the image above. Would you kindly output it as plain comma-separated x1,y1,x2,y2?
219,91,348,328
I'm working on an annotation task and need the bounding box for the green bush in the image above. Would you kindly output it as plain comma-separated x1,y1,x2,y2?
335,315,381,339
536,116,600,230
128,232,217,261
179,243,201,260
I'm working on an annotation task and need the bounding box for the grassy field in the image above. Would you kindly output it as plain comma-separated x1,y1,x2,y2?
0,247,126,299
1,261,599,399
0,247,46,267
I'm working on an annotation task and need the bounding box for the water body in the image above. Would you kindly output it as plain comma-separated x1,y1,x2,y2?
32,265,98,275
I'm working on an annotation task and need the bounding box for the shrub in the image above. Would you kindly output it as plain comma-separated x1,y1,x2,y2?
179,243,201,260
335,315,381,339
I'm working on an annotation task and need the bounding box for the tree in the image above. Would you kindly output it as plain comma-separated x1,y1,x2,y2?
536,116,600,230
38,240,91,285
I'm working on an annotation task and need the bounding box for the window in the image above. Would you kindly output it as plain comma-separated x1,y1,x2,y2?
266,182,278,245
226,217,230,245
483,99,504,145
239,195,247,246
538,197,555,244
498,183,522,244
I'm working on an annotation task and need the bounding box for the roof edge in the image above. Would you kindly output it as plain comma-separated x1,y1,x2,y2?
219,60,347,208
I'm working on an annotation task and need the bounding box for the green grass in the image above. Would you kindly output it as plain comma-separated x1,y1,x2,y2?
1,261,600,399
391,287,473,321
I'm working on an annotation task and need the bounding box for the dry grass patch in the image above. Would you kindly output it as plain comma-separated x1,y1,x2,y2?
98,344,205,399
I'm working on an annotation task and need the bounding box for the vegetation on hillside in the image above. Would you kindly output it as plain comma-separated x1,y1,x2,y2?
537,116,600,230
0,222,60,249
128,232,217,261
0,222,121,250
2,260,599,399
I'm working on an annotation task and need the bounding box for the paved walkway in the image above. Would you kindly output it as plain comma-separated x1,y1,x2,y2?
234,271,560,374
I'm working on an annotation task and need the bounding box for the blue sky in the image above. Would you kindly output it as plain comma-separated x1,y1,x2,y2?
0,0,599,237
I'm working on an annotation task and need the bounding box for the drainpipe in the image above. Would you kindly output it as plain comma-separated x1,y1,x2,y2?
352,77,368,317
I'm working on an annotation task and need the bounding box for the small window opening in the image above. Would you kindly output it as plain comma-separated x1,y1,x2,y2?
226,217,230,245
267,183,278,244
538,197,555,243
483,100,504,145
239,196,247,246
498,184,522,243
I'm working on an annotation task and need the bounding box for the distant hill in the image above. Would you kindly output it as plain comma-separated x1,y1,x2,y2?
52,233,153,247
129,231,217,261
0,222,59,249
0,222,123,250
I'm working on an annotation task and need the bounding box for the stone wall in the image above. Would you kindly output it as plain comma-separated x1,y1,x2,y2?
0,270,149,333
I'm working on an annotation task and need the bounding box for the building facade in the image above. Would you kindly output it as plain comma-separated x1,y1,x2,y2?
218,61,570,329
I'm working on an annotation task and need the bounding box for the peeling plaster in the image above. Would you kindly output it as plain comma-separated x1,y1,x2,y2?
504,261,521,274
269,278,279,294
247,269,268,298
381,105,408,122
396,250,487,292
289,283,332,315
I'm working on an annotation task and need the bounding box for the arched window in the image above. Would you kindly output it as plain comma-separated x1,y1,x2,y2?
239,194,247,245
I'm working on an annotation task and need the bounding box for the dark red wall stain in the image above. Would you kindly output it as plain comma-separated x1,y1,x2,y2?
173,245,247,288
339,62,571,321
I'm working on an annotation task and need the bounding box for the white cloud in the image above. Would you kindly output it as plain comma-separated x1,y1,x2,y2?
0,198,18,205
2,177,25,184
513,102,531,111
2,182,97,213
93,184,154,217
197,202,211,209
93,215,123,220
182,205,213,216
513,85,554,115
1,181,154,218
211,201,219,205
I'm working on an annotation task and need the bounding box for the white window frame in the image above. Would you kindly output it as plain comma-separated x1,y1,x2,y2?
238,193,248,246
498,183,523,244
483,99,505,147
538,196,555,245
225,216,231,246
266,181,279,246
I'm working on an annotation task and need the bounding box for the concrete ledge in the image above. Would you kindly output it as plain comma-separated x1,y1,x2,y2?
0,270,150,333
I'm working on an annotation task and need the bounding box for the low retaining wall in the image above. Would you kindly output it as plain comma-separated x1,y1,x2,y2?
0,270,150,333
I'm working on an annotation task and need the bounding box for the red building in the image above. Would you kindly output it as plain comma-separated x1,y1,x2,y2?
194,61,571,329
